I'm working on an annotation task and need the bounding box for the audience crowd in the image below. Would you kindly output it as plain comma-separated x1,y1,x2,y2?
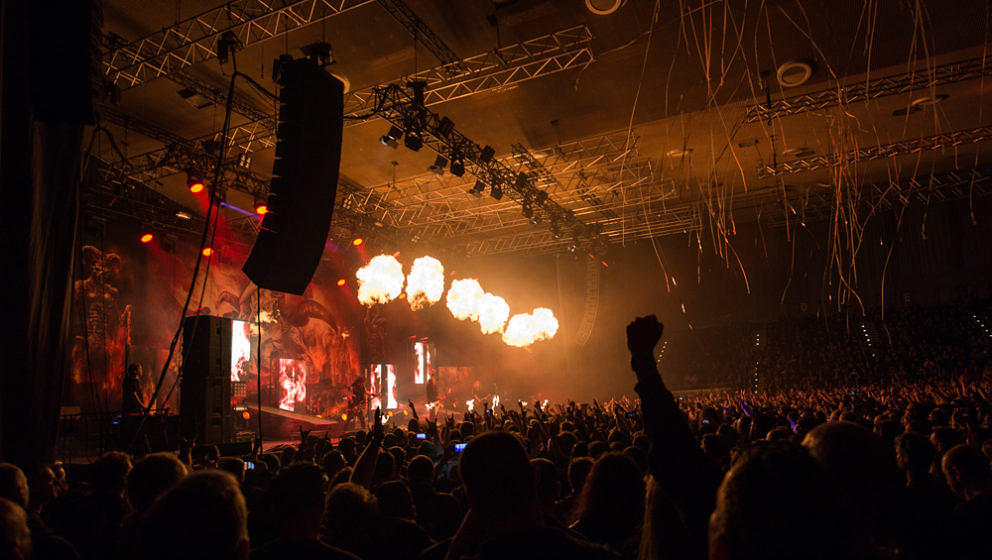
2,311,992,560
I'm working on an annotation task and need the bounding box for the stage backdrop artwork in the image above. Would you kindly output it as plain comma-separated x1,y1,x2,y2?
70,222,363,416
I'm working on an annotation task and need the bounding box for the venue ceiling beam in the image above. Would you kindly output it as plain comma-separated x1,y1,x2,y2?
745,55,992,123
759,124,992,177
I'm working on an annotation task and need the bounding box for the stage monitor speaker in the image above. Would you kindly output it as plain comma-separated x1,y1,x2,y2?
180,316,249,445
242,59,344,294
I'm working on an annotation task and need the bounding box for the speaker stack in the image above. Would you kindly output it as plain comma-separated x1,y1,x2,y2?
180,316,251,445
242,58,345,295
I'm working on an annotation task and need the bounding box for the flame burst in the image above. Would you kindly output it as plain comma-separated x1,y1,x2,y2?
477,293,510,334
405,256,445,310
446,279,485,320
501,308,560,348
356,255,405,305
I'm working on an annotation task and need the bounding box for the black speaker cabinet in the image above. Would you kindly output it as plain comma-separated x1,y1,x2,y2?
180,316,249,445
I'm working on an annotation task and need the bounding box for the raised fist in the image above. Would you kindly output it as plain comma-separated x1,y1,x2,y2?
626,315,664,357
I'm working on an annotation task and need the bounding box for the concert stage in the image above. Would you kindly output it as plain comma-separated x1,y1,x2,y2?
249,405,348,440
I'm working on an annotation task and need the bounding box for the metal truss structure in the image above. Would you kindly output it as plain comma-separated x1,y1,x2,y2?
370,83,609,248
759,125,992,177
375,0,463,73
745,55,992,123
766,166,992,227
116,25,594,183
211,24,594,155
103,0,374,89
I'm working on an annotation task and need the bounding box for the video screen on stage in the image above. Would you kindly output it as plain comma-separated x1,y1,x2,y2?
369,364,397,410
278,358,308,412
414,340,434,385
231,320,252,382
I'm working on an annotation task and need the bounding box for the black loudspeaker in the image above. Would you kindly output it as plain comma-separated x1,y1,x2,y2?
180,316,251,445
242,59,344,294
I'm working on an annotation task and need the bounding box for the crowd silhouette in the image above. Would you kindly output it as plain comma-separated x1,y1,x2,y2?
2,311,992,560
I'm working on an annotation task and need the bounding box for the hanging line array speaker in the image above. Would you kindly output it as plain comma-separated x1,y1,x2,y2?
243,58,344,294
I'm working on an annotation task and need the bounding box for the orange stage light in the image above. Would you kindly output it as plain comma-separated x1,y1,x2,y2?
336,278,347,287
188,182,205,194
202,248,213,257
352,238,364,246
255,203,268,215
140,233,154,244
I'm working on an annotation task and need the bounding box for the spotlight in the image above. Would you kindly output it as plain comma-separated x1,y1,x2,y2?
337,278,347,287
352,238,364,246
175,211,192,220
450,152,465,177
139,233,154,244
490,184,503,200
254,197,268,216
515,173,528,192
479,145,495,163
428,155,448,175
468,180,485,197
404,129,423,151
437,117,454,137
187,172,205,194
380,126,402,148
202,247,213,257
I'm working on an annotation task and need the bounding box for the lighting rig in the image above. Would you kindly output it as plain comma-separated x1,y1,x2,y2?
373,82,606,255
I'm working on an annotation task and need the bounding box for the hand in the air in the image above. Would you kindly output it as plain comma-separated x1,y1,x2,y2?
626,315,664,357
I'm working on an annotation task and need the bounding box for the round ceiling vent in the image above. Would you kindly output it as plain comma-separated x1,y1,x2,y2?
776,59,814,88
585,0,625,15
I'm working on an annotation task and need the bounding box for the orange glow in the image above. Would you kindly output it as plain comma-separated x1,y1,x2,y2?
139,233,154,244
189,182,205,194
202,248,213,257
341,413,348,421
336,278,346,287
241,411,250,421
398,293,407,299
255,204,268,215
601,261,609,268
352,238,364,246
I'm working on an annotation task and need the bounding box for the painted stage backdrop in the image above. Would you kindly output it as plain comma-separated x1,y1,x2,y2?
69,222,367,416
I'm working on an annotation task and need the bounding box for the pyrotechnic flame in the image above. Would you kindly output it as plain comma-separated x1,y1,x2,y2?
446,279,484,321
477,293,510,334
356,255,405,305
466,399,474,411
405,256,445,310
501,307,560,348
492,395,500,409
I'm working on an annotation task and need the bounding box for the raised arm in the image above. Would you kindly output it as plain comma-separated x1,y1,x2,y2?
350,407,383,489
627,315,717,552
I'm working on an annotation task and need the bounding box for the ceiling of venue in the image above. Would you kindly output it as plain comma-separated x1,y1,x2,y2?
91,0,992,257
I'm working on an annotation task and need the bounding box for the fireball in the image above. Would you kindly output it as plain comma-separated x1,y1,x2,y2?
446,279,484,321
405,256,445,310
356,255,405,305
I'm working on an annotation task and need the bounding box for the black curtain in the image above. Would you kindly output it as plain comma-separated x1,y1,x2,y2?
0,0,92,467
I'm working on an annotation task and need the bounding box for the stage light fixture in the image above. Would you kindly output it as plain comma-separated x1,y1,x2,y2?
437,116,455,137
187,172,205,194
450,153,465,177
352,237,364,246
428,155,448,175
337,278,347,286
380,126,402,148
202,247,213,257
515,172,528,192
490,184,503,200
139,233,154,244
468,180,484,197
404,129,423,151
254,197,268,215
479,145,495,163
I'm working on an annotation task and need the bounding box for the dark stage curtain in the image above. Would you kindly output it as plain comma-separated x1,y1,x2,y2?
1,0,90,467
